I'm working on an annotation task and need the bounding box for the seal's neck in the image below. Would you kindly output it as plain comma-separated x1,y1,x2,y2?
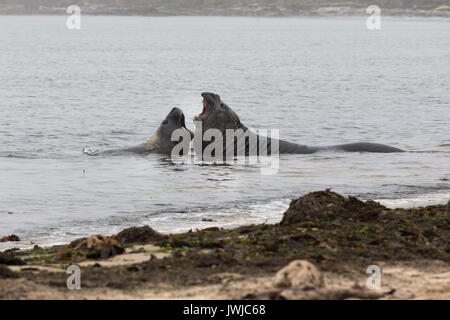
141,132,160,151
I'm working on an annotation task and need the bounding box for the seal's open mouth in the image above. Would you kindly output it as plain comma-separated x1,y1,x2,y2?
179,113,194,138
196,100,209,119
180,113,187,129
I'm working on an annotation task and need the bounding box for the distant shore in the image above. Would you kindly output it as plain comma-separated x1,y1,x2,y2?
1,4,450,18
1,190,448,300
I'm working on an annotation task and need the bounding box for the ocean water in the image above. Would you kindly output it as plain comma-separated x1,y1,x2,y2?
0,16,449,250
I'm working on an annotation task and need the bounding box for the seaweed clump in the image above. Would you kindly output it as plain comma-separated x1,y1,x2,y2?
53,235,125,262
0,252,25,266
281,190,386,225
113,225,166,244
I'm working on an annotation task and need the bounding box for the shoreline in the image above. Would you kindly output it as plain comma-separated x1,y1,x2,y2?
2,191,449,252
1,190,448,299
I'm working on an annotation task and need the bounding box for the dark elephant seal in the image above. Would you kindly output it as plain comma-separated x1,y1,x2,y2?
85,107,193,156
193,92,404,156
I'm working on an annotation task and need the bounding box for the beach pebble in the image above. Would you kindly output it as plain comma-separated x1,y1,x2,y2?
274,260,324,288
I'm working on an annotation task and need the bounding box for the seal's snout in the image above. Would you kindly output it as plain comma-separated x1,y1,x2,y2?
179,113,186,127
178,112,194,138
169,107,182,116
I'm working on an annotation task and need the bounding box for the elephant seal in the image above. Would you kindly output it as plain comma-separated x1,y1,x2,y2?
193,92,404,156
85,107,193,156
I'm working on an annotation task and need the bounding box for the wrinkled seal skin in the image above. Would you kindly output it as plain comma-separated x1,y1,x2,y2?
194,92,404,156
86,107,193,156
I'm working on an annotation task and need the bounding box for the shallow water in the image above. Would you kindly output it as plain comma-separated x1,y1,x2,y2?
0,16,449,249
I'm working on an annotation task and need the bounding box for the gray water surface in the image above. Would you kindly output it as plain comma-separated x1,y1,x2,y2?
1,16,449,249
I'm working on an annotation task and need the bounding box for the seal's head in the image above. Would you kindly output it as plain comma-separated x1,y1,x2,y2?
144,107,193,155
193,92,249,157
194,92,245,134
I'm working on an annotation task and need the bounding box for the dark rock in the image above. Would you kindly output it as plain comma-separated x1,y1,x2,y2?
113,225,165,244
127,264,143,272
20,267,39,272
0,234,20,242
281,190,385,225
8,234,20,241
200,227,220,232
0,265,19,279
195,255,221,268
0,252,26,266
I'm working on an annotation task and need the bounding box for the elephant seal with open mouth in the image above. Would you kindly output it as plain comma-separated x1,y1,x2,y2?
193,92,404,156
84,107,193,156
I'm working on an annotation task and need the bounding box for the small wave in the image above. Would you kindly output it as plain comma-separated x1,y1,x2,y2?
82,146,98,156
408,150,450,154
0,152,40,159
110,130,136,135
377,191,450,208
